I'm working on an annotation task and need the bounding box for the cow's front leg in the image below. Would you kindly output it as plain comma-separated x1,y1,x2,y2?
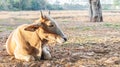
42,45,51,60
35,43,42,60
14,47,35,61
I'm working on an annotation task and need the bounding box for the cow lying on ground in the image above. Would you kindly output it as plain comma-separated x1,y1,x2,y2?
6,12,67,61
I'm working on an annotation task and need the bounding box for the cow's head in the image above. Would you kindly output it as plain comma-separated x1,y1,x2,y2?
24,11,67,44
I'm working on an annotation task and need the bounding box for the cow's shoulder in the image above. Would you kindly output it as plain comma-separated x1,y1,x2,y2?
17,24,29,30
14,24,31,34
12,24,30,38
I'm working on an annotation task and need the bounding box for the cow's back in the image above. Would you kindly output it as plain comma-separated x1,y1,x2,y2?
6,30,16,55
6,24,41,55
6,24,28,55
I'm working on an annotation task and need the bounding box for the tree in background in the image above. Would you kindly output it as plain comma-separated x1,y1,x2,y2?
10,0,31,10
31,0,47,10
0,0,9,10
89,0,103,22
0,0,47,10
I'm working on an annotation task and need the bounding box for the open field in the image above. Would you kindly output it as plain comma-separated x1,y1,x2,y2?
0,10,120,67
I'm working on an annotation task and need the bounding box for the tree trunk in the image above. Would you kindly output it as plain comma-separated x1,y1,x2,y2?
89,0,103,22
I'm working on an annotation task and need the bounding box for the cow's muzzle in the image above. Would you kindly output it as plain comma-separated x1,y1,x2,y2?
63,37,67,42
57,36,67,44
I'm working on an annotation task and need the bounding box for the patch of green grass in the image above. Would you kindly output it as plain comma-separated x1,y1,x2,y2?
68,26,95,31
6,27,14,30
103,23,112,27
69,26,80,30
62,42,70,46
103,23,120,29
0,30,2,32
0,26,2,28
82,26,94,31
0,19,9,23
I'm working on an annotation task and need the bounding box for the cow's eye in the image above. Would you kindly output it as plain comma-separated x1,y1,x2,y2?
49,24,54,27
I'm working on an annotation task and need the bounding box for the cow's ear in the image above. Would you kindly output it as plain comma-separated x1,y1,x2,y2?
40,11,45,19
24,23,41,32
48,10,50,15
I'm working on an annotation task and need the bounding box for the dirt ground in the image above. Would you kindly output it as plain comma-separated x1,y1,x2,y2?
0,10,120,67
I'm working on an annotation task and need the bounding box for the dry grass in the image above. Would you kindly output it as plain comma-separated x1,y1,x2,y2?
0,10,120,22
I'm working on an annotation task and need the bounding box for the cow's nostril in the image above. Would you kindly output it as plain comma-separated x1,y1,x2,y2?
64,38,67,41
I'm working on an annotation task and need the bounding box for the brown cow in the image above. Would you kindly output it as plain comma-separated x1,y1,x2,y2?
6,12,67,61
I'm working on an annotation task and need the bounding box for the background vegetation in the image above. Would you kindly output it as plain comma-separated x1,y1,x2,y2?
0,0,63,10
0,0,120,11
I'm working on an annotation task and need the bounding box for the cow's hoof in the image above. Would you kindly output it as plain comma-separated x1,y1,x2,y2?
25,55,35,61
41,53,51,60
44,53,52,60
